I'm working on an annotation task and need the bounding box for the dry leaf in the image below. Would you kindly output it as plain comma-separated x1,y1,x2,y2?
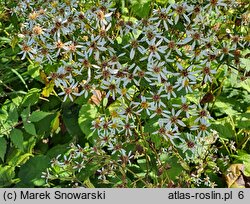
89,90,106,106
225,164,245,188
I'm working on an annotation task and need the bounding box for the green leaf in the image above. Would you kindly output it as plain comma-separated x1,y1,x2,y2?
11,68,28,90
18,155,50,187
29,111,52,122
7,151,33,167
46,144,69,159
214,101,239,116
24,122,36,135
164,156,183,180
241,58,250,71
10,129,24,151
0,165,15,187
0,137,7,161
50,112,60,133
243,163,250,177
7,105,18,123
78,103,98,139
160,153,168,162
77,161,101,182
150,134,162,149
232,151,250,163
144,117,159,134
62,103,84,137
21,106,30,122
137,158,147,171
22,88,40,107
27,63,40,78
130,0,151,18
156,0,175,4
235,113,250,130
10,35,19,49
210,117,235,139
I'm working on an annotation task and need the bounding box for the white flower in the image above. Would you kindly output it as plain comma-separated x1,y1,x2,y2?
86,34,107,60
118,119,136,137
101,77,120,100
164,38,183,56
200,62,217,83
141,38,168,61
172,96,196,118
162,108,186,129
73,161,85,172
118,150,134,165
149,106,170,119
19,40,37,60
132,66,151,86
194,104,213,123
147,86,168,108
163,82,178,99
133,96,151,116
146,60,168,83
204,0,227,15
97,167,107,181
191,118,211,137
95,10,113,27
151,6,173,31
123,36,145,60
58,80,79,102
170,2,192,24
185,27,209,50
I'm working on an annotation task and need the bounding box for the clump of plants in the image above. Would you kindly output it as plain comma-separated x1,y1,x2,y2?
0,0,249,188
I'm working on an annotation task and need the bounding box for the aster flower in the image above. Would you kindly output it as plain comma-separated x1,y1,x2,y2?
94,9,113,27
146,60,168,83
73,161,85,172
140,38,168,61
164,37,183,56
194,104,213,123
172,96,196,118
147,86,168,108
47,38,70,58
51,16,71,38
191,118,211,137
19,40,37,60
132,66,152,86
163,124,182,144
41,169,51,183
97,167,108,181
118,119,136,137
219,41,234,60
149,106,170,119
161,108,186,130
98,132,112,147
101,77,120,100
204,0,227,15
86,34,107,60
170,2,192,24
179,133,197,154
163,81,178,99
151,6,173,31
133,96,151,116
107,139,124,155
35,47,54,64
118,150,134,166
185,27,209,50
200,62,217,83
123,35,145,60
58,80,79,102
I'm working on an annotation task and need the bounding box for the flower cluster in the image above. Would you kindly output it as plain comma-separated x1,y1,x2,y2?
15,0,249,187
